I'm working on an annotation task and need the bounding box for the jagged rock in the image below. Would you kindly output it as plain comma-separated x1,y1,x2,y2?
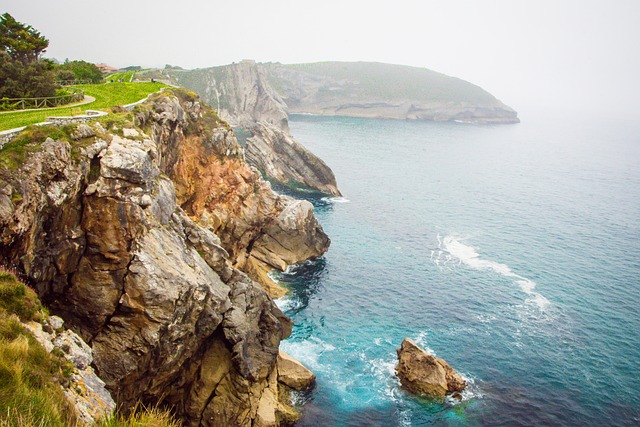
0,89,323,426
149,95,330,296
65,367,116,426
53,329,93,369
171,60,343,196
277,350,315,390
177,60,289,130
21,317,115,425
71,124,95,141
395,338,466,398
247,121,342,196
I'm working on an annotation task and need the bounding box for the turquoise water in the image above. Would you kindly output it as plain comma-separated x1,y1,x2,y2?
275,113,640,426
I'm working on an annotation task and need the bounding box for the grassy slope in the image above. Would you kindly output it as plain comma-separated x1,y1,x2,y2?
0,269,76,427
0,81,165,131
273,61,498,104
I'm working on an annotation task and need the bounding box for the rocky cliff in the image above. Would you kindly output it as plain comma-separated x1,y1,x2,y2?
171,61,519,125
0,89,328,425
171,61,342,196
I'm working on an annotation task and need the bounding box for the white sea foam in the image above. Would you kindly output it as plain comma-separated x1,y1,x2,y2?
321,196,350,203
280,337,336,371
274,296,301,312
436,235,550,310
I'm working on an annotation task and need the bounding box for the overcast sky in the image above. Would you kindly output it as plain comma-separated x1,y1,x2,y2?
5,0,640,117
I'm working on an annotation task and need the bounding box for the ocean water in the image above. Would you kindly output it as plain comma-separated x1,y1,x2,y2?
274,112,640,426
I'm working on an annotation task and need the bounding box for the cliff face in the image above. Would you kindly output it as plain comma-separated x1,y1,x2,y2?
172,62,343,196
0,89,328,425
246,122,341,196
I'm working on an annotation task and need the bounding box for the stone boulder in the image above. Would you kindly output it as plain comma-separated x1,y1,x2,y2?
395,338,466,398
277,350,315,390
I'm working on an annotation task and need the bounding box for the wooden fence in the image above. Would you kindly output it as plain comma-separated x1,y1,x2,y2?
1,89,84,111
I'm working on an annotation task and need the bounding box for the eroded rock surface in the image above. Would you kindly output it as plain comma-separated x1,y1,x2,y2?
172,60,343,196
0,89,327,425
395,338,466,398
247,121,341,196
24,316,115,425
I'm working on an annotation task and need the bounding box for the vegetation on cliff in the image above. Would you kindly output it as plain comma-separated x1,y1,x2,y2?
0,269,76,426
0,88,327,426
0,13,56,99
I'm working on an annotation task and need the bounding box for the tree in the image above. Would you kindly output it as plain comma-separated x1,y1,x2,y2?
0,13,56,98
57,60,103,84
0,13,48,63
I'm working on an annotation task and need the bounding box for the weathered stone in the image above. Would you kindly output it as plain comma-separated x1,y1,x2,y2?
71,124,95,141
247,121,342,196
21,317,115,425
277,350,316,390
0,88,321,426
395,338,466,398
53,329,93,369
65,366,116,426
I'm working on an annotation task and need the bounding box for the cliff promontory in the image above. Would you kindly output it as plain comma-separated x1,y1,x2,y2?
171,61,342,197
0,89,327,425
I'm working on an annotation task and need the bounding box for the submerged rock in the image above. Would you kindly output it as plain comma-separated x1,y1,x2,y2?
395,338,466,398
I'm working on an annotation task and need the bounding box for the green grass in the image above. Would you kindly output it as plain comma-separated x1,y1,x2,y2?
105,71,136,83
0,268,76,427
94,406,181,427
0,82,165,131
269,61,498,104
0,125,73,170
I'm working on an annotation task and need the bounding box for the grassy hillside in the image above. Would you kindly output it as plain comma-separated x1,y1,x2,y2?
270,61,498,104
0,82,165,132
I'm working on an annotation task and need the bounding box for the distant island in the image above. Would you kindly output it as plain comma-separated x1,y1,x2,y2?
167,60,519,124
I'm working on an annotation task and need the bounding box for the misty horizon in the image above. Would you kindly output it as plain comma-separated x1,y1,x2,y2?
6,1,640,118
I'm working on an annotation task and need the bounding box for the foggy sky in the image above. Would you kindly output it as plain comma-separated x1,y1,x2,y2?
5,0,640,118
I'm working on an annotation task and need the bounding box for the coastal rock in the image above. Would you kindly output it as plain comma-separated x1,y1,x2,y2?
246,121,342,196
170,60,343,196
0,89,324,426
277,350,316,390
144,93,330,296
21,317,115,425
395,338,466,398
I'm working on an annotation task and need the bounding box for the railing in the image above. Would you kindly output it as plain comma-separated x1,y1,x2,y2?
0,89,85,111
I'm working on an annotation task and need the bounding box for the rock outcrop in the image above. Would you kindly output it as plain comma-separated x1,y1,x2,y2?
24,316,116,425
171,61,343,196
0,89,328,425
246,121,341,196
395,338,466,398
277,350,316,390
171,61,519,126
